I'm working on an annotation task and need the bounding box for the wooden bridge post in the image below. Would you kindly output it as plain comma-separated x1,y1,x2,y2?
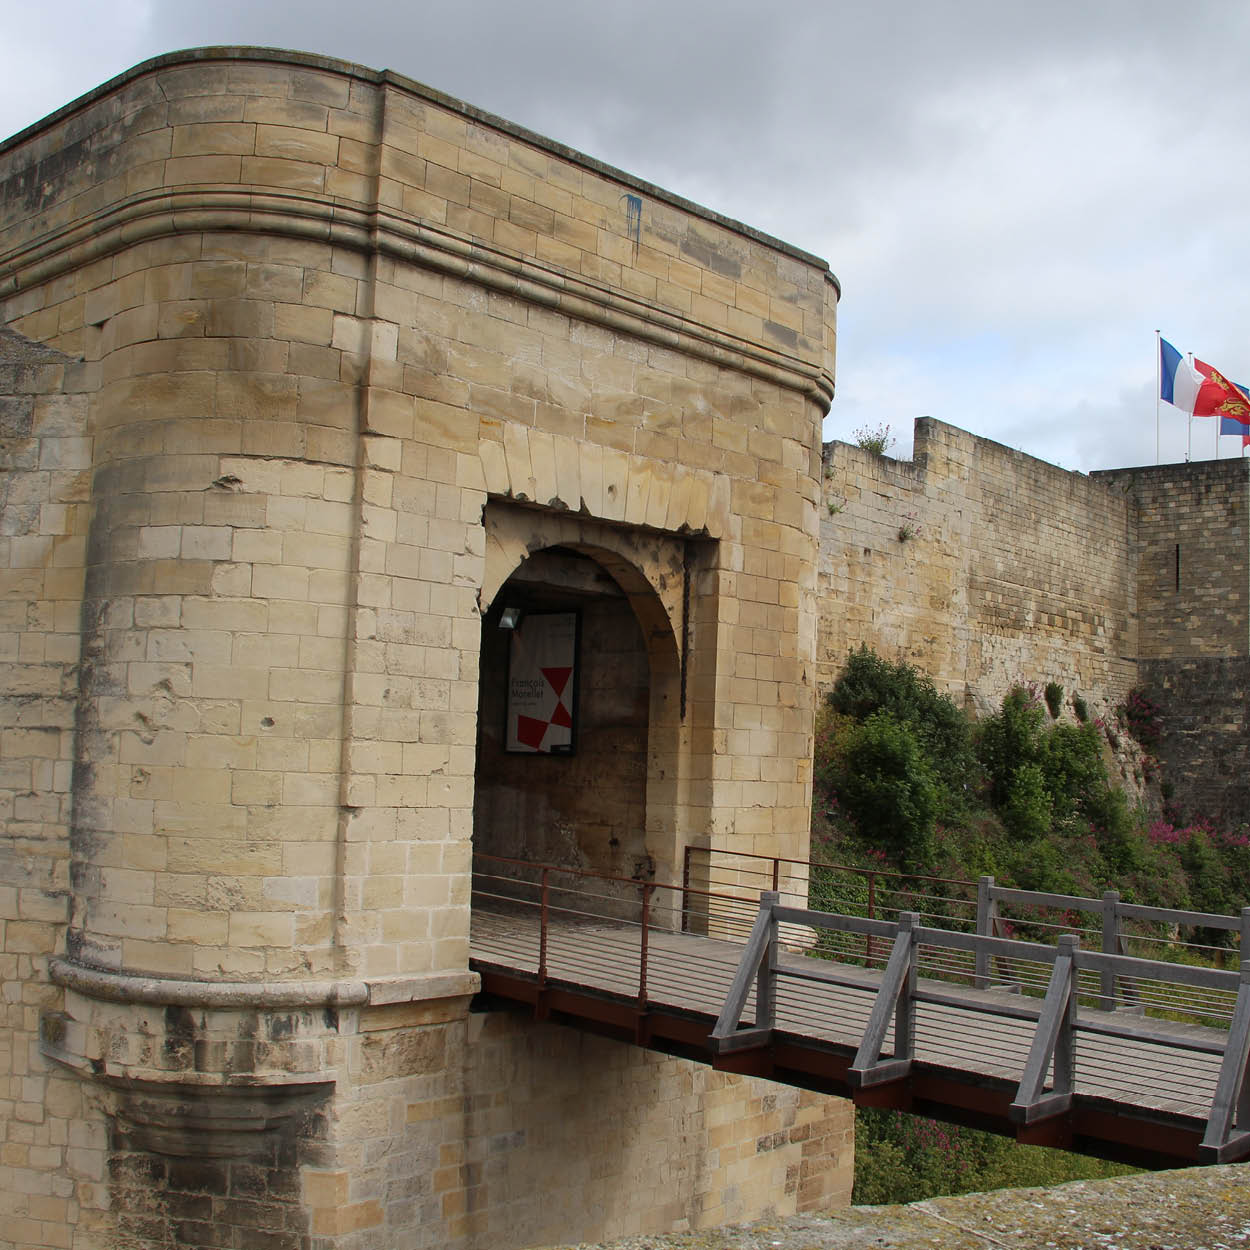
975,876,995,989
894,911,918,1065
1051,935,1078,1096
756,890,780,1032
1200,959,1250,1162
1010,933,1078,1126
1100,890,1121,1010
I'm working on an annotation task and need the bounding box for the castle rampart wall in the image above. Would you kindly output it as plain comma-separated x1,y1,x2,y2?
818,418,1139,718
1093,459,1250,660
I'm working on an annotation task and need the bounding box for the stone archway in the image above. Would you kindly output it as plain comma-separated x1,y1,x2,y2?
474,504,692,891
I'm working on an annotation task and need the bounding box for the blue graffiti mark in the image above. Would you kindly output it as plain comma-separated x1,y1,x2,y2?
622,194,642,257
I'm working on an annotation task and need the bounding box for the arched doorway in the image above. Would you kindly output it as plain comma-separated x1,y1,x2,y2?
473,545,657,881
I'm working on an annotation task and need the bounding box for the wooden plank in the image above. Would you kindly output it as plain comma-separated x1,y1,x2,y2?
991,886,1099,911
1116,902,1242,931
1079,949,1239,992
1077,1012,1227,1055
774,905,895,939
914,926,1058,963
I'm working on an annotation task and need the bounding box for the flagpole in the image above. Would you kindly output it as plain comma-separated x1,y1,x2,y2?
1155,330,1161,464
1187,352,1194,461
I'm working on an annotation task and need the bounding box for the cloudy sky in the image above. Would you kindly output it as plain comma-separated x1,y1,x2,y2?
4,0,1249,472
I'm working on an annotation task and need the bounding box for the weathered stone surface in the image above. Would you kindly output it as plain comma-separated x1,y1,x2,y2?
550,1163,1250,1249
1,45,841,1250
817,420,1138,721
8,40,1250,1250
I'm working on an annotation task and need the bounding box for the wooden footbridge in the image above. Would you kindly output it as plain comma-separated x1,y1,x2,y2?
470,849,1250,1169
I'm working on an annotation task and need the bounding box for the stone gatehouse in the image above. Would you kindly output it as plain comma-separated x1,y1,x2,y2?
0,46,849,1250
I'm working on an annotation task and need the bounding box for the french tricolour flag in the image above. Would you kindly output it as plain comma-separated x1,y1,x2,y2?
1160,338,1206,414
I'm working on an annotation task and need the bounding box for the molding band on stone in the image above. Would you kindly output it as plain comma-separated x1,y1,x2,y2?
0,186,835,406
0,46,839,282
48,957,480,1009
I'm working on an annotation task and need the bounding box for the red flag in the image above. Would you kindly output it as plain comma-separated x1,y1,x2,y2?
1191,359,1250,422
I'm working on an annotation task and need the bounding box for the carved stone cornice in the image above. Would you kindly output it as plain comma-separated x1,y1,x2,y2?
48,955,479,1010
0,184,835,406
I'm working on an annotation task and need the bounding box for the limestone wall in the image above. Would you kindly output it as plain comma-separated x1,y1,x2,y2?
447,1013,853,1244
1093,460,1250,660
1137,655,1250,828
0,47,841,1250
817,418,1139,717
0,329,89,1248
32,990,852,1250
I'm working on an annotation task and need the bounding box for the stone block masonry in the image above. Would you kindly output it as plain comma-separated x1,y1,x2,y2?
1094,459,1250,661
818,424,1250,834
0,47,843,1250
818,418,1139,718
1138,655,1250,829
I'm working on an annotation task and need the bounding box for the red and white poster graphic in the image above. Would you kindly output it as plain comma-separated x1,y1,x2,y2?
506,612,577,754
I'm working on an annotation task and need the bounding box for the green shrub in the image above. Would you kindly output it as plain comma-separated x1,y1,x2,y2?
812,703,854,808
1084,784,1142,874
829,645,975,817
1180,829,1228,917
1072,693,1089,723
1041,721,1105,831
976,686,1046,809
815,651,1198,935
837,712,938,868
853,423,894,455
1002,762,1051,841
1044,681,1064,719
853,1109,1135,1204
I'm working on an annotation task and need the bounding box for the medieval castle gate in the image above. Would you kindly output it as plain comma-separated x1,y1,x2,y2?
4,45,1250,1250
0,47,850,1250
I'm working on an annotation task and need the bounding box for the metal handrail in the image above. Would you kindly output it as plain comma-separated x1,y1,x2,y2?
682,845,1250,1001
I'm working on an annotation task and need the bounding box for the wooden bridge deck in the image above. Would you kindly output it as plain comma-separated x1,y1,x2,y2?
470,899,1236,1166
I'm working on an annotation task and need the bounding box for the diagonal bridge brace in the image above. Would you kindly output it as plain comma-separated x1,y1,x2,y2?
848,912,918,1090
1199,960,1250,1163
1009,934,1078,1127
709,891,779,1054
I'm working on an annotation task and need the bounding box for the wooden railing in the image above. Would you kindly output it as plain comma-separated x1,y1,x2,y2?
682,845,1250,1014
472,850,1250,1163
708,891,1250,1163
